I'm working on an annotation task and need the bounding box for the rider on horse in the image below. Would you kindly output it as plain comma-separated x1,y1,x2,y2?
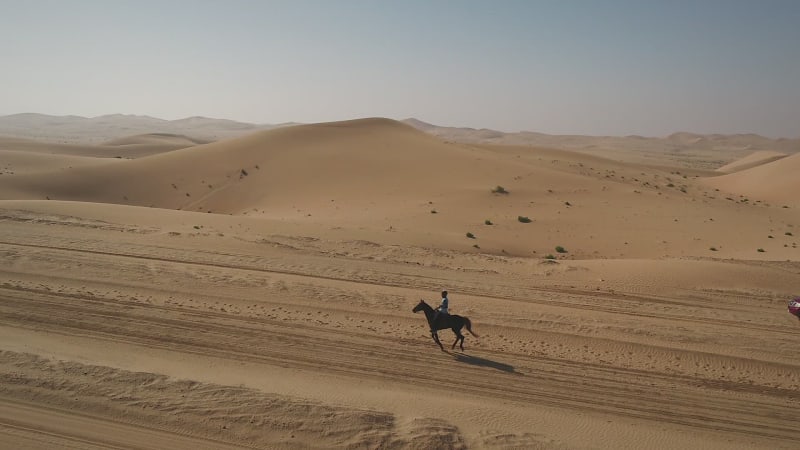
431,290,449,331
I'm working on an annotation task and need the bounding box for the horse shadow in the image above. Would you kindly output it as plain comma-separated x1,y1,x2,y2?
449,352,517,374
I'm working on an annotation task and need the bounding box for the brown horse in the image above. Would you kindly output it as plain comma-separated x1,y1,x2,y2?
412,300,477,351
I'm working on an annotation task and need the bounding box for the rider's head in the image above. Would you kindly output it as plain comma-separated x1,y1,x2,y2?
441,290,448,298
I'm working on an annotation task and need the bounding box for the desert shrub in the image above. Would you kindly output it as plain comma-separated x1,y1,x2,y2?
431,209,437,214
709,247,717,251
555,246,567,253
491,186,509,194
466,232,475,239
757,248,765,252
518,216,532,223
786,232,794,236
485,219,493,225
544,254,556,260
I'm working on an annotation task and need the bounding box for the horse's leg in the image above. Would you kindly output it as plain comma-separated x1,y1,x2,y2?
432,331,444,351
451,328,464,350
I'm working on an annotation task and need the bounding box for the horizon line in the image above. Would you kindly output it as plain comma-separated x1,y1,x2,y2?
1,111,798,140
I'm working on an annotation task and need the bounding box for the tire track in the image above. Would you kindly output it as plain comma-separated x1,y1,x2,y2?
2,287,798,443
1,240,794,336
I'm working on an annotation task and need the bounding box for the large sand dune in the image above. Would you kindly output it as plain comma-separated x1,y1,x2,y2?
1,118,799,449
715,150,787,173
703,152,800,204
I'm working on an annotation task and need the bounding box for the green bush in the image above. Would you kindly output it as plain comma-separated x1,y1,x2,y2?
485,219,493,225
555,246,567,253
491,185,509,194
466,232,475,239
518,216,532,223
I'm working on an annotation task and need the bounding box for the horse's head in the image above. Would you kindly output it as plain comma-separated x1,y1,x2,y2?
412,300,427,313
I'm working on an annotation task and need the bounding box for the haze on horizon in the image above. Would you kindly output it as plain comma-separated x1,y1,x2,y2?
1,0,798,138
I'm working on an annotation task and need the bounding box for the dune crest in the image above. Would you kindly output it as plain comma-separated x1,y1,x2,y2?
703,152,800,204
103,133,209,147
715,150,787,173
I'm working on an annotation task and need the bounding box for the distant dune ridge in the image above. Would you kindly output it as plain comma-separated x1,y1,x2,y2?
0,134,199,159
400,119,800,169
2,113,797,168
103,133,210,147
0,113,278,144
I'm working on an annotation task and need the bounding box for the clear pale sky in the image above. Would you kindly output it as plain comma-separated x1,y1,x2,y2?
1,1,798,137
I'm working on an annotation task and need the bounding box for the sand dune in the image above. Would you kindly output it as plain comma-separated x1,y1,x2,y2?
1,117,799,449
6,113,798,167
2,118,796,259
0,149,123,176
103,132,209,147
403,119,800,170
703,152,800,204
716,150,787,173
2,118,498,211
0,113,276,144
0,134,195,159
1,118,536,213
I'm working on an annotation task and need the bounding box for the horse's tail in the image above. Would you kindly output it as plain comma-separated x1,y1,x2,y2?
464,317,478,337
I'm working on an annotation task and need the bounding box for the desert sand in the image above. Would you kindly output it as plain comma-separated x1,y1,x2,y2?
0,117,799,449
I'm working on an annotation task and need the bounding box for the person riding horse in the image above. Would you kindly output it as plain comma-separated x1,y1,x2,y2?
413,297,477,351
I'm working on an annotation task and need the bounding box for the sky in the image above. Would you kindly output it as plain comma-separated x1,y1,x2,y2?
1,0,798,137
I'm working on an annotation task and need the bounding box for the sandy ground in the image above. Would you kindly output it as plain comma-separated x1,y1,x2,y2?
1,118,799,449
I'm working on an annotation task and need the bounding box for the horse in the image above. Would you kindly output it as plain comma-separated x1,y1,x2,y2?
412,300,477,351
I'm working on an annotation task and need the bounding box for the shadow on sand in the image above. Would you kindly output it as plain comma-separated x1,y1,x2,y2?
450,352,517,374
